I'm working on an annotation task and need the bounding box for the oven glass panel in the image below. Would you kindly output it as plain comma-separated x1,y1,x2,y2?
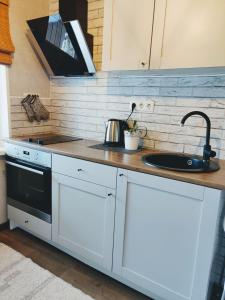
6,161,51,215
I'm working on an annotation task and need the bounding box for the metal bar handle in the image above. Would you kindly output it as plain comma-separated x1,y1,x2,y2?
6,161,44,175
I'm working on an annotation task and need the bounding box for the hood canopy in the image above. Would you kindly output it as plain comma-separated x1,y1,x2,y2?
27,13,96,76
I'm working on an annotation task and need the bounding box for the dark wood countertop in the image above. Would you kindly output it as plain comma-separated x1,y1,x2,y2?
5,137,225,191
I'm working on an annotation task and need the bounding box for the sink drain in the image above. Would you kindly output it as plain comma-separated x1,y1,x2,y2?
187,160,193,166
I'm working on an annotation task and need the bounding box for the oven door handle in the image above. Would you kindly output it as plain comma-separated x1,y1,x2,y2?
6,161,44,175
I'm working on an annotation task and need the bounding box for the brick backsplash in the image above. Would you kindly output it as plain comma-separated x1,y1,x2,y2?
49,0,104,71
50,71,225,159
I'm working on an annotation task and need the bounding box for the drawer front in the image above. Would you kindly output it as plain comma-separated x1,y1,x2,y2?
8,205,52,240
52,154,117,189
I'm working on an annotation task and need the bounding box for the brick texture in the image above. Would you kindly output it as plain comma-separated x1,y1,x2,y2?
49,72,225,160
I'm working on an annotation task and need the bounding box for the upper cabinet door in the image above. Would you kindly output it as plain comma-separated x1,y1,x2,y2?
102,0,155,71
151,0,225,69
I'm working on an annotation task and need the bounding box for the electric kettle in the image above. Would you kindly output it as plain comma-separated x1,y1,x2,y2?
104,119,128,147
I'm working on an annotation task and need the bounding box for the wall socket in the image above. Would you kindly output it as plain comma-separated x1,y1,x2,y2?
130,99,154,112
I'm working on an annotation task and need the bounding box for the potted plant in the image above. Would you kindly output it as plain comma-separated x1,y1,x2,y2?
124,120,142,150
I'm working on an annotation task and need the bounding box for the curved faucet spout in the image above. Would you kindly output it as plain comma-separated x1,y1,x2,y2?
181,111,211,146
180,111,216,163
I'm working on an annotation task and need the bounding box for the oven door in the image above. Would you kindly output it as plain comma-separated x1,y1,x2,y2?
6,156,52,223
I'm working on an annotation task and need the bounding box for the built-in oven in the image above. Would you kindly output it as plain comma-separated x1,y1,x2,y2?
5,144,52,223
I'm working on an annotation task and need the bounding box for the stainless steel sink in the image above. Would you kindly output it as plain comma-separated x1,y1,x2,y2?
142,153,219,172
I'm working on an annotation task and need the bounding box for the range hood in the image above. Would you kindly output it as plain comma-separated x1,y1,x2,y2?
27,14,96,76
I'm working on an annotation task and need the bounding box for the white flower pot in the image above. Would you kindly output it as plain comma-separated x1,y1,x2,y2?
124,131,140,150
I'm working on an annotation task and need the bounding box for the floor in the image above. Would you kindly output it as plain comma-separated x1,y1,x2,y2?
0,225,151,300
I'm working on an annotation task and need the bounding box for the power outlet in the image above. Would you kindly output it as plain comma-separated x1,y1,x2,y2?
144,100,154,112
129,100,154,112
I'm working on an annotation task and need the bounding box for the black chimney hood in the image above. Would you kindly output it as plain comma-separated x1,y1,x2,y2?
27,14,96,76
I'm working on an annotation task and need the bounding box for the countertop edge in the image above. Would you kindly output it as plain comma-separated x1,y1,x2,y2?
4,138,225,191
52,150,225,190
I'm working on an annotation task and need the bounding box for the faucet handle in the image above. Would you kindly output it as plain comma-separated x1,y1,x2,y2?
210,150,216,158
203,145,216,161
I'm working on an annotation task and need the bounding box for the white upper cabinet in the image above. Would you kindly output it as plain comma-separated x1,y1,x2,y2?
102,0,225,71
151,0,225,69
102,0,155,71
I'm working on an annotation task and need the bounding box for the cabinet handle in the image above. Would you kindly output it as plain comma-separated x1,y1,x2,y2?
24,220,29,224
141,62,146,66
108,193,112,197
119,173,124,177
77,168,83,172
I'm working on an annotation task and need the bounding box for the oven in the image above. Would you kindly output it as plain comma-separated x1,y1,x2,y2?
6,146,52,223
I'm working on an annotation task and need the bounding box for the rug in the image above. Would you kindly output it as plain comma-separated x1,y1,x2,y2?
0,243,94,300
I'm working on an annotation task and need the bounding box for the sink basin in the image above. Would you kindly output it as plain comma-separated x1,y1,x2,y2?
142,153,219,173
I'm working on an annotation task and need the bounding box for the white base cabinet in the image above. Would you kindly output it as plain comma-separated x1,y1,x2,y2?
8,153,224,300
113,169,223,300
52,172,116,271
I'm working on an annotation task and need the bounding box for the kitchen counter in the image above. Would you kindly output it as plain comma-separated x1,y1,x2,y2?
5,137,225,190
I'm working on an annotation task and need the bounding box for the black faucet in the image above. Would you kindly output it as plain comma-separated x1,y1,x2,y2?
181,111,216,164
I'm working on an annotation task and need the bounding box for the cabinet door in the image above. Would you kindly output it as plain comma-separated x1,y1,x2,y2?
102,0,155,71
151,0,225,69
113,169,222,300
52,172,115,271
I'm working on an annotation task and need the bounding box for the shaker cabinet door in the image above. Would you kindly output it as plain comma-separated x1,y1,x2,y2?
52,172,116,271
151,0,225,69
102,0,155,71
113,169,222,300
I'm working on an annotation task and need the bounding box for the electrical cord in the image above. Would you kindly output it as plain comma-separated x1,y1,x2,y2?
126,103,136,123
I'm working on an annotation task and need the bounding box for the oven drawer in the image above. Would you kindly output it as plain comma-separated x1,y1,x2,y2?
52,154,117,189
8,205,52,240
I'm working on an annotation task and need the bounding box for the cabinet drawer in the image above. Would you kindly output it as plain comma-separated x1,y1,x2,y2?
52,154,117,189
8,205,52,240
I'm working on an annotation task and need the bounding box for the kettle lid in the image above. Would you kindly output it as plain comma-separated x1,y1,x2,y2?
108,118,120,122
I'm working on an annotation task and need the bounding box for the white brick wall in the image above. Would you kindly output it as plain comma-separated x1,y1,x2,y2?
50,71,225,160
